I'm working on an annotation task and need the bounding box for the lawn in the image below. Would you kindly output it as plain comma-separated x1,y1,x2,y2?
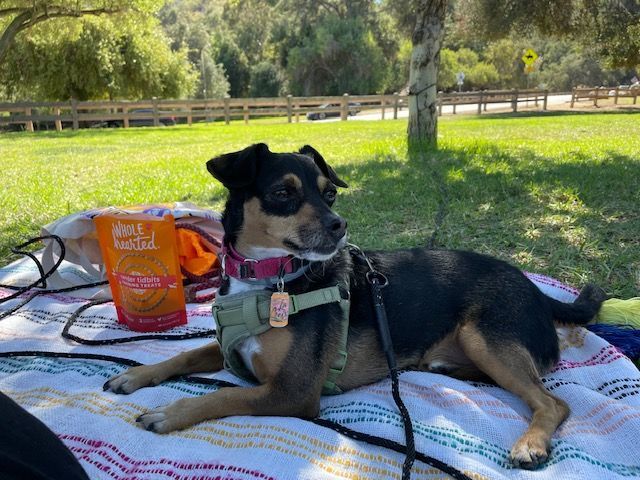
1,111,639,297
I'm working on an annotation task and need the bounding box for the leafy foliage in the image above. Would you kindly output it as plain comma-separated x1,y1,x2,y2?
0,16,197,101
286,15,386,95
249,62,285,97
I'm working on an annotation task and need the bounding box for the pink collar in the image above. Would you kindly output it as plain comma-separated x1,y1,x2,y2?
220,241,306,281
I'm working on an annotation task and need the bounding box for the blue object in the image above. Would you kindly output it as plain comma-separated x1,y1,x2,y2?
586,324,640,360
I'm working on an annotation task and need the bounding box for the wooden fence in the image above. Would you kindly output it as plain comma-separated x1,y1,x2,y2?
571,86,639,107
0,90,549,132
437,89,547,115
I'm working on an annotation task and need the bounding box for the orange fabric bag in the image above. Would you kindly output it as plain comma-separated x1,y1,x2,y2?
94,213,187,332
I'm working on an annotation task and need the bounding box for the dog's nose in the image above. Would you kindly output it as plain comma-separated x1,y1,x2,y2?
325,215,347,240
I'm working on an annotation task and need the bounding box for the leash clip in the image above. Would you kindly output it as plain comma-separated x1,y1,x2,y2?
366,270,388,288
349,243,388,288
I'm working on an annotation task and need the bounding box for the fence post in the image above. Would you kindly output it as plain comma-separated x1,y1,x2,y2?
187,102,192,126
55,108,62,132
381,95,386,120
478,91,483,114
484,90,488,111
71,99,79,130
512,89,519,112
286,95,292,123
295,100,300,122
123,106,129,128
243,99,249,124
438,92,443,116
224,97,230,125
543,89,548,110
570,88,575,108
24,107,34,132
341,93,349,121
152,98,160,127
594,88,600,107
634,91,638,105
614,87,619,105
393,92,399,119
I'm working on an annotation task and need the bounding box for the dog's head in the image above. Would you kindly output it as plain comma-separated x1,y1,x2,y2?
207,143,348,261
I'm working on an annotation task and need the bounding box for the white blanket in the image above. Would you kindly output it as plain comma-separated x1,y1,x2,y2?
1,257,639,479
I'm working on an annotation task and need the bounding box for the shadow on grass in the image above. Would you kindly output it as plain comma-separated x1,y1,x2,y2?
334,144,639,297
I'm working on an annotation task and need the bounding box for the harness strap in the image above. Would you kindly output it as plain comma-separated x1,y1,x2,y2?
213,285,350,395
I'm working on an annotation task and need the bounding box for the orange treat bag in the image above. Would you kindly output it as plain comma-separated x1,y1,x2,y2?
94,213,187,332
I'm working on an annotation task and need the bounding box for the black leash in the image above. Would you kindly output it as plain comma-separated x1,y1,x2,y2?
0,350,472,479
348,244,417,480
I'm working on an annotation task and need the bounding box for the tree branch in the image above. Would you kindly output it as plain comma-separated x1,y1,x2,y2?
0,8,28,18
315,0,343,18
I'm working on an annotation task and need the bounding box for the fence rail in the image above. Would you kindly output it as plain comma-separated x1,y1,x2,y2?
571,86,639,107
0,90,549,132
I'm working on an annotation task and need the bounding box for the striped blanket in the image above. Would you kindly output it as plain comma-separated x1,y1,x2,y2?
1,256,639,479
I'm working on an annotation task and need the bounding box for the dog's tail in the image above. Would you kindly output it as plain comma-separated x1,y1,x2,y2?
548,283,607,325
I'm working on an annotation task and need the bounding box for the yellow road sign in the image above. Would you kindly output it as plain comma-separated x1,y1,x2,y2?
522,49,538,66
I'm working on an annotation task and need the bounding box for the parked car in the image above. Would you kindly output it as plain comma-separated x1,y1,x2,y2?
307,103,361,121
91,109,177,128
608,85,630,97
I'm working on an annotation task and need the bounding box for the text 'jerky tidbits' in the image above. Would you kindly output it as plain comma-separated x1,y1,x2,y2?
94,213,187,332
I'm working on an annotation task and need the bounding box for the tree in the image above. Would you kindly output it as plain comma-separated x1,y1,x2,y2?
0,0,157,65
394,0,639,147
402,0,448,147
212,37,251,97
0,16,198,101
460,0,640,68
286,15,386,95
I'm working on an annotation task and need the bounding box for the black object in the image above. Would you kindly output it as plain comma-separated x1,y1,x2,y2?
0,390,90,480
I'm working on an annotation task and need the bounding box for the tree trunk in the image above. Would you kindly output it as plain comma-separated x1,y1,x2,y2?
407,0,448,149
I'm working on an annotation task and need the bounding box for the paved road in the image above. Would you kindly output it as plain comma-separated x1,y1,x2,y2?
312,94,573,122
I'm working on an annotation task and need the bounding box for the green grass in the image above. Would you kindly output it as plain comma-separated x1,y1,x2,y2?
1,111,639,297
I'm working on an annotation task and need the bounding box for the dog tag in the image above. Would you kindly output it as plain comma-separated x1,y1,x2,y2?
269,291,290,327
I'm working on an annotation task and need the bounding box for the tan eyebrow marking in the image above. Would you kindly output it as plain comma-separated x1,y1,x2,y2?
282,174,302,189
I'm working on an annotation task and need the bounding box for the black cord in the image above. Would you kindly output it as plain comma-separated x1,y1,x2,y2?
0,351,236,389
312,418,472,480
0,351,472,479
60,298,216,345
0,235,67,304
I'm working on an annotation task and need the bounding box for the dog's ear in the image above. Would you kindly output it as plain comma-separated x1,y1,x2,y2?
299,145,348,188
207,143,269,189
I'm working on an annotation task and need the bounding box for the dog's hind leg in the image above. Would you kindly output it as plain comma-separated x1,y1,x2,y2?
104,342,224,394
457,323,569,469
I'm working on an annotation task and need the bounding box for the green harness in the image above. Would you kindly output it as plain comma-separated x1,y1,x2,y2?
212,285,350,395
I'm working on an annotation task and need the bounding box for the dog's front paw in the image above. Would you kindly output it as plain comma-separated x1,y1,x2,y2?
509,435,549,469
136,398,197,433
103,365,164,394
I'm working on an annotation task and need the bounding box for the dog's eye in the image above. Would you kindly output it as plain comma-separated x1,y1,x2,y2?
324,189,337,204
270,188,291,201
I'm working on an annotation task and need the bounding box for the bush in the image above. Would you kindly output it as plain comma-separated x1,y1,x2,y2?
249,62,284,97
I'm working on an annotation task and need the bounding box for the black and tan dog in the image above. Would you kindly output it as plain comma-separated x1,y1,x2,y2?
104,143,606,469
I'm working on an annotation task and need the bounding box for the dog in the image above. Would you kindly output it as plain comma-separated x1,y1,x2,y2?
104,143,606,469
